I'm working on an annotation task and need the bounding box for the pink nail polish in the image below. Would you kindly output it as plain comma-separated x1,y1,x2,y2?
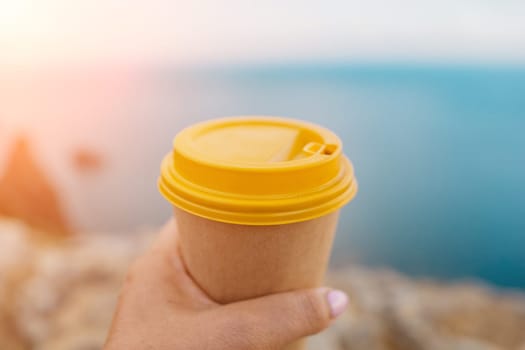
327,290,348,318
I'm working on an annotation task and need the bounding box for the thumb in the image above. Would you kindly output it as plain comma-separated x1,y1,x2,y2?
215,288,348,349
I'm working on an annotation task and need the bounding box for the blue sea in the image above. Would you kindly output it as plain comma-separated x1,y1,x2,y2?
150,64,525,288
8,63,525,288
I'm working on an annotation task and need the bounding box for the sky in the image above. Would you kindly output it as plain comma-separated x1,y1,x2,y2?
1,0,525,66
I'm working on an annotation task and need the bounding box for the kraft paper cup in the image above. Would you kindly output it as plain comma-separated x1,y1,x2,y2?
159,116,357,350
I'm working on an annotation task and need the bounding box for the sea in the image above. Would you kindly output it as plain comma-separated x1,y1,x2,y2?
2,63,525,288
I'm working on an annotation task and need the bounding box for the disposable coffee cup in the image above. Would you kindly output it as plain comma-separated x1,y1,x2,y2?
159,116,357,350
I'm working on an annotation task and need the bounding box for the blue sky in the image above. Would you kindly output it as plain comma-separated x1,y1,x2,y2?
1,0,524,66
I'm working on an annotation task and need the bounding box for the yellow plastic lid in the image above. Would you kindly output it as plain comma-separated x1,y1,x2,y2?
159,116,357,225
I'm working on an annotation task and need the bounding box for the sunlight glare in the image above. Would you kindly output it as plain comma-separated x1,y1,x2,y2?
0,0,33,35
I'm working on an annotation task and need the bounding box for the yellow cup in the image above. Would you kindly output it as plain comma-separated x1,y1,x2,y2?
159,116,357,350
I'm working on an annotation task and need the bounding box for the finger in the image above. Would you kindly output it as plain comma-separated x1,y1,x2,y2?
214,288,348,349
139,218,183,279
148,218,178,256
133,218,216,308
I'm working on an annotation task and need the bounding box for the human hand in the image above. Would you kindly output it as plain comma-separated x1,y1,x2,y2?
104,219,349,350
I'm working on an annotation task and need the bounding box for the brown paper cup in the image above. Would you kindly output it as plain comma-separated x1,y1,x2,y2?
160,117,357,350
174,207,340,350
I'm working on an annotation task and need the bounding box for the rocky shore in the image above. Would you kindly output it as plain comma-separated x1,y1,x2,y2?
1,218,525,350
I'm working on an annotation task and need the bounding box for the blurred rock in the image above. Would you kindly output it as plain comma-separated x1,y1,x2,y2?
0,218,524,350
0,136,70,236
308,270,525,350
71,148,104,174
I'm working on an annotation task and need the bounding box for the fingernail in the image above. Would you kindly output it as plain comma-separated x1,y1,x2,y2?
326,289,348,318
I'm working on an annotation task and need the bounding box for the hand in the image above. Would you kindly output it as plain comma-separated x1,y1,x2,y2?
104,219,349,350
